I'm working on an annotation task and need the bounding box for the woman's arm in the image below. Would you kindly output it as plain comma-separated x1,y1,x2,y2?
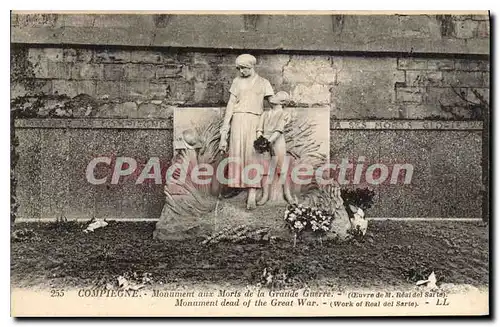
219,94,236,152
257,113,264,137
221,94,236,135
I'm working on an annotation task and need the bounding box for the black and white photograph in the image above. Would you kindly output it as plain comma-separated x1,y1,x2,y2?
9,11,490,317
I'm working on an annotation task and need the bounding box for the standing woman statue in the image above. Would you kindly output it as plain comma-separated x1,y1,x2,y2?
219,54,274,210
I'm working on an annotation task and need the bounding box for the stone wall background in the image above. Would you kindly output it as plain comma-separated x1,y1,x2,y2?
11,13,490,53
11,13,490,219
11,47,490,120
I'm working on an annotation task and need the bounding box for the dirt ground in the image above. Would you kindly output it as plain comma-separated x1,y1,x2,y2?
11,218,489,290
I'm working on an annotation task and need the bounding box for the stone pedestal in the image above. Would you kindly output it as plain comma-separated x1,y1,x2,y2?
153,106,333,241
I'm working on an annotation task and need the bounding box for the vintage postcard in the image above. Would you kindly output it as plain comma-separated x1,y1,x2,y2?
10,11,490,317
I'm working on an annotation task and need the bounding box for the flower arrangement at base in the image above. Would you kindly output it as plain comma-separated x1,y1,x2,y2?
284,203,334,246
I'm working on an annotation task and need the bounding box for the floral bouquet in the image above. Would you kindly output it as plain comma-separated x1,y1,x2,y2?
253,135,271,154
284,203,334,246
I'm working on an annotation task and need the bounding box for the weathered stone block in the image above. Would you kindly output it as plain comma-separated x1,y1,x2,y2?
256,54,291,68
283,55,335,84
482,72,490,87
396,87,424,103
94,49,131,63
330,57,403,119
27,48,44,65
216,65,240,85
166,80,195,103
155,64,183,79
257,66,284,91
476,21,490,38
335,56,399,72
94,103,112,117
63,48,93,63
59,14,95,27
467,88,490,103
193,52,218,66
291,84,330,105
452,15,472,21
157,105,174,119
137,103,160,118
423,87,467,107
471,14,490,21
77,80,98,97
52,80,78,97
95,80,122,99
51,80,95,97
397,58,427,70
443,71,485,87
43,48,64,62
183,64,216,82
455,59,490,72
476,60,491,72
11,83,27,98
400,104,449,119
14,13,59,27
31,60,49,79
92,14,155,29
194,81,224,104
62,48,78,63
109,102,139,118
103,64,126,80
12,80,52,98
453,19,478,39
130,50,163,64
193,52,236,66
427,59,454,70
396,15,442,39
40,79,55,94
122,81,168,101
77,49,94,63
406,71,444,87
124,64,156,80
72,63,104,80
47,61,72,79
170,52,193,65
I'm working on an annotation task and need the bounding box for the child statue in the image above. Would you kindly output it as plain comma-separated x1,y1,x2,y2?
255,91,295,205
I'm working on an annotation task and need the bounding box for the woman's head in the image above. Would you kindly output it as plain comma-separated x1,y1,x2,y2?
235,54,256,77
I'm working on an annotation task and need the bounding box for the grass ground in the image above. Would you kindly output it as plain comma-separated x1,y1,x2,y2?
11,219,489,290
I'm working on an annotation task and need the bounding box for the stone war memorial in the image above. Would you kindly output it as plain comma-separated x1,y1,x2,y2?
10,12,490,317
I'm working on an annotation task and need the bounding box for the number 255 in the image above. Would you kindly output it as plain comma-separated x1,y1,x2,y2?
50,289,65,297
